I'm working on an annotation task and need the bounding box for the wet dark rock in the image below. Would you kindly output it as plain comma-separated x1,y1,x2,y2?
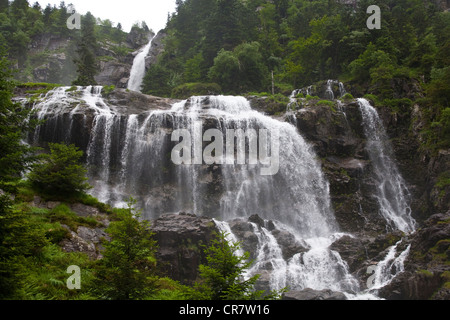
105,89,177,114
377,212,450,300
227,217,308,262
282,288,347,300
151,213,218,284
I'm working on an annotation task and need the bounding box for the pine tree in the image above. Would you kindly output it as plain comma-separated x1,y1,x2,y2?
0,49,38,184
28,143,91,196
93,198,159,300
72,12,98,86
186,231,264,300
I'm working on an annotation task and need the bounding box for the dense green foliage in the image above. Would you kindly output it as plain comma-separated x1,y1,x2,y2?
0,49,38,185
143,0,448,97
28,143,92,196
93,198,159,300
0,193,48,298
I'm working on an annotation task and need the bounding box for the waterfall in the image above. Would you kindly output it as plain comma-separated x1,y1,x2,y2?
30,90,336,234
215,218,361,294
127,35,154,92
28,87,416,299
29,88,359,295
325,80,335,100
370,240,411,290
357,98,416,233
325,80,346,100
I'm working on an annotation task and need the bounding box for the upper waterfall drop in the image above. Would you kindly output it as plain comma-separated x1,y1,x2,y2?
127,34,154,92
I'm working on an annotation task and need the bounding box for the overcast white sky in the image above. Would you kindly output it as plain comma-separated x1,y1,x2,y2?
36,0,177,32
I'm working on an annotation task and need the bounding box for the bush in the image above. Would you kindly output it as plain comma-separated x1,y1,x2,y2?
317,100,335,107
171,82,222,99
341,93,354,100
184,231,263,300
363,94,381,106
28,143,92,196
102,85,115,96
48,204,100,230
383,98,413,114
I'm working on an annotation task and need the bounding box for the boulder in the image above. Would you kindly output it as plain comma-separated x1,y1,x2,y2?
70,203,101,217
95,60,131,87
58,203,110,260
228,216,308,262
151,213,219,284
60,225,109,260
60,230,98,260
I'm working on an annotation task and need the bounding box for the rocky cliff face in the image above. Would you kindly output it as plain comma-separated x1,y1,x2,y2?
152,213,218,284
17,28,157,87
145,31,167,70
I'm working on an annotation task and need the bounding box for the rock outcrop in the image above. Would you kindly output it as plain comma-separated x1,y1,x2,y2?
377,212,450,300
145,31,167,70
226,216,308,262
289,101,392,234
282,288,347,300
151,213,219,285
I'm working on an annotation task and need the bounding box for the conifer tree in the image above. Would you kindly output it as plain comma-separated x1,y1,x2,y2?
28,143,92,196
0,49,38,184
184,231,288,300
93,198,159,300
72,12,98,86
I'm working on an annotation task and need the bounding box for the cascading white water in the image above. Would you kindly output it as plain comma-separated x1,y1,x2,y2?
370,240,411,290
325,80,346,100
29,87,416,299
127,35,154,92
325,80,335,100
84,86,119,204
357,98,416,233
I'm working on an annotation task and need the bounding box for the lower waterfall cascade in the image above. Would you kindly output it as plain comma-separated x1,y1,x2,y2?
27,85,418,299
